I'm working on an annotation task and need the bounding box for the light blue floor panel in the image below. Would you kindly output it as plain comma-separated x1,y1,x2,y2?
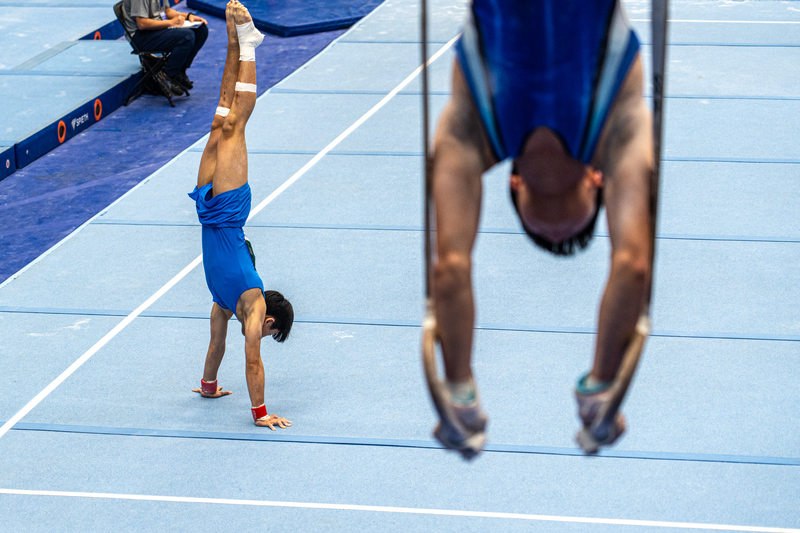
335,93,448,153
0,315,794,457
644,44,800,97
657,161,800,240
631,22,800,48
279,41,800,99
0,431,798,531
340,0,468,43
0,495,689,533
1,222,799,340
0,7,117,70
663,98,800,161
0,312,122,421
312,93,800,161
625,0,800,23
28,41,140,76
275,42,454,94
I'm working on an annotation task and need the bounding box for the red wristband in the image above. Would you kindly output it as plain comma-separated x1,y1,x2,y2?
201,379,217,394
251,404,268,420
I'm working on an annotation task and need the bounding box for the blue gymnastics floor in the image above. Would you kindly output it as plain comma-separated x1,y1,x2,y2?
1,0,799,531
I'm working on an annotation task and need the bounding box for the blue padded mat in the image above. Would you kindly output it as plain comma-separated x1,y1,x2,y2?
186,0,383,36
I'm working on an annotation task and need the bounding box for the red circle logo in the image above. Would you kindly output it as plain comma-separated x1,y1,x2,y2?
5,159,9,169
94,31,101,40
94,99,103,121
57,121,66,143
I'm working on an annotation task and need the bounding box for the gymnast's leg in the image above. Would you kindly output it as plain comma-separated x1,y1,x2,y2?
196,1,240,191
209,0,261,197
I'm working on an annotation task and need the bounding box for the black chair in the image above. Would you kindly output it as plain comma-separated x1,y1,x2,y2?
113,1,188,107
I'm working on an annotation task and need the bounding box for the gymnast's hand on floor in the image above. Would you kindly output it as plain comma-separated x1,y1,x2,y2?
256,414,292,430
192,386,232,398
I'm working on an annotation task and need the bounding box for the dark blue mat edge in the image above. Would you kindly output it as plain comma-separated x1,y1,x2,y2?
0,146,14,181
10,73,142,171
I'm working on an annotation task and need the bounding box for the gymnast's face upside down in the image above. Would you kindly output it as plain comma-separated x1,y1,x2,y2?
509,127,605,256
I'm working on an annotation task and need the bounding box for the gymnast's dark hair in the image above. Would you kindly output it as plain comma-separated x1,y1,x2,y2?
509,181,603,257
264,290,294,342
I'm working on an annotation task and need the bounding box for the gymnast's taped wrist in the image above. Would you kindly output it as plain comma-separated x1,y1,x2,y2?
200,378,218,394
251,404,268,420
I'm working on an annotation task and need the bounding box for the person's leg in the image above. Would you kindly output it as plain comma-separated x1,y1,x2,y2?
175,23,209,89
211,1,263,197
197,3,240,190
132,28,195,79
163,29,195,78
182,23,209,72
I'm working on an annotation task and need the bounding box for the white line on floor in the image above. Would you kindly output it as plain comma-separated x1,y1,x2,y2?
0,488,797,532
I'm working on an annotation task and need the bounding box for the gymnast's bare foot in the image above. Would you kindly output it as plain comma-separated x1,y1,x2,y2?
232,1,253,25
225,1,238,47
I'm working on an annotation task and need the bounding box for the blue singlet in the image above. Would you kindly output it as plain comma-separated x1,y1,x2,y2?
455,0,640,162
188,182,264,313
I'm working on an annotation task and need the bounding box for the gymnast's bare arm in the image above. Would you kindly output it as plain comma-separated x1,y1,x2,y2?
430,61,496,382
589,54,653,382
238,288,292,430
192,303,234,398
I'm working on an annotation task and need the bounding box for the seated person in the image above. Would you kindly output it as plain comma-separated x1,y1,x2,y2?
121,0,209,95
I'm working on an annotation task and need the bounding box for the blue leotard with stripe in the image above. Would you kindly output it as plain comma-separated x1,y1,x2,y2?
189,182,263,313
455,0,640,162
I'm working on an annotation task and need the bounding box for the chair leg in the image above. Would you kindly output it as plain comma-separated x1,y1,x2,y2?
137,53,177,106
153,73,175,107
124,71,147,106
